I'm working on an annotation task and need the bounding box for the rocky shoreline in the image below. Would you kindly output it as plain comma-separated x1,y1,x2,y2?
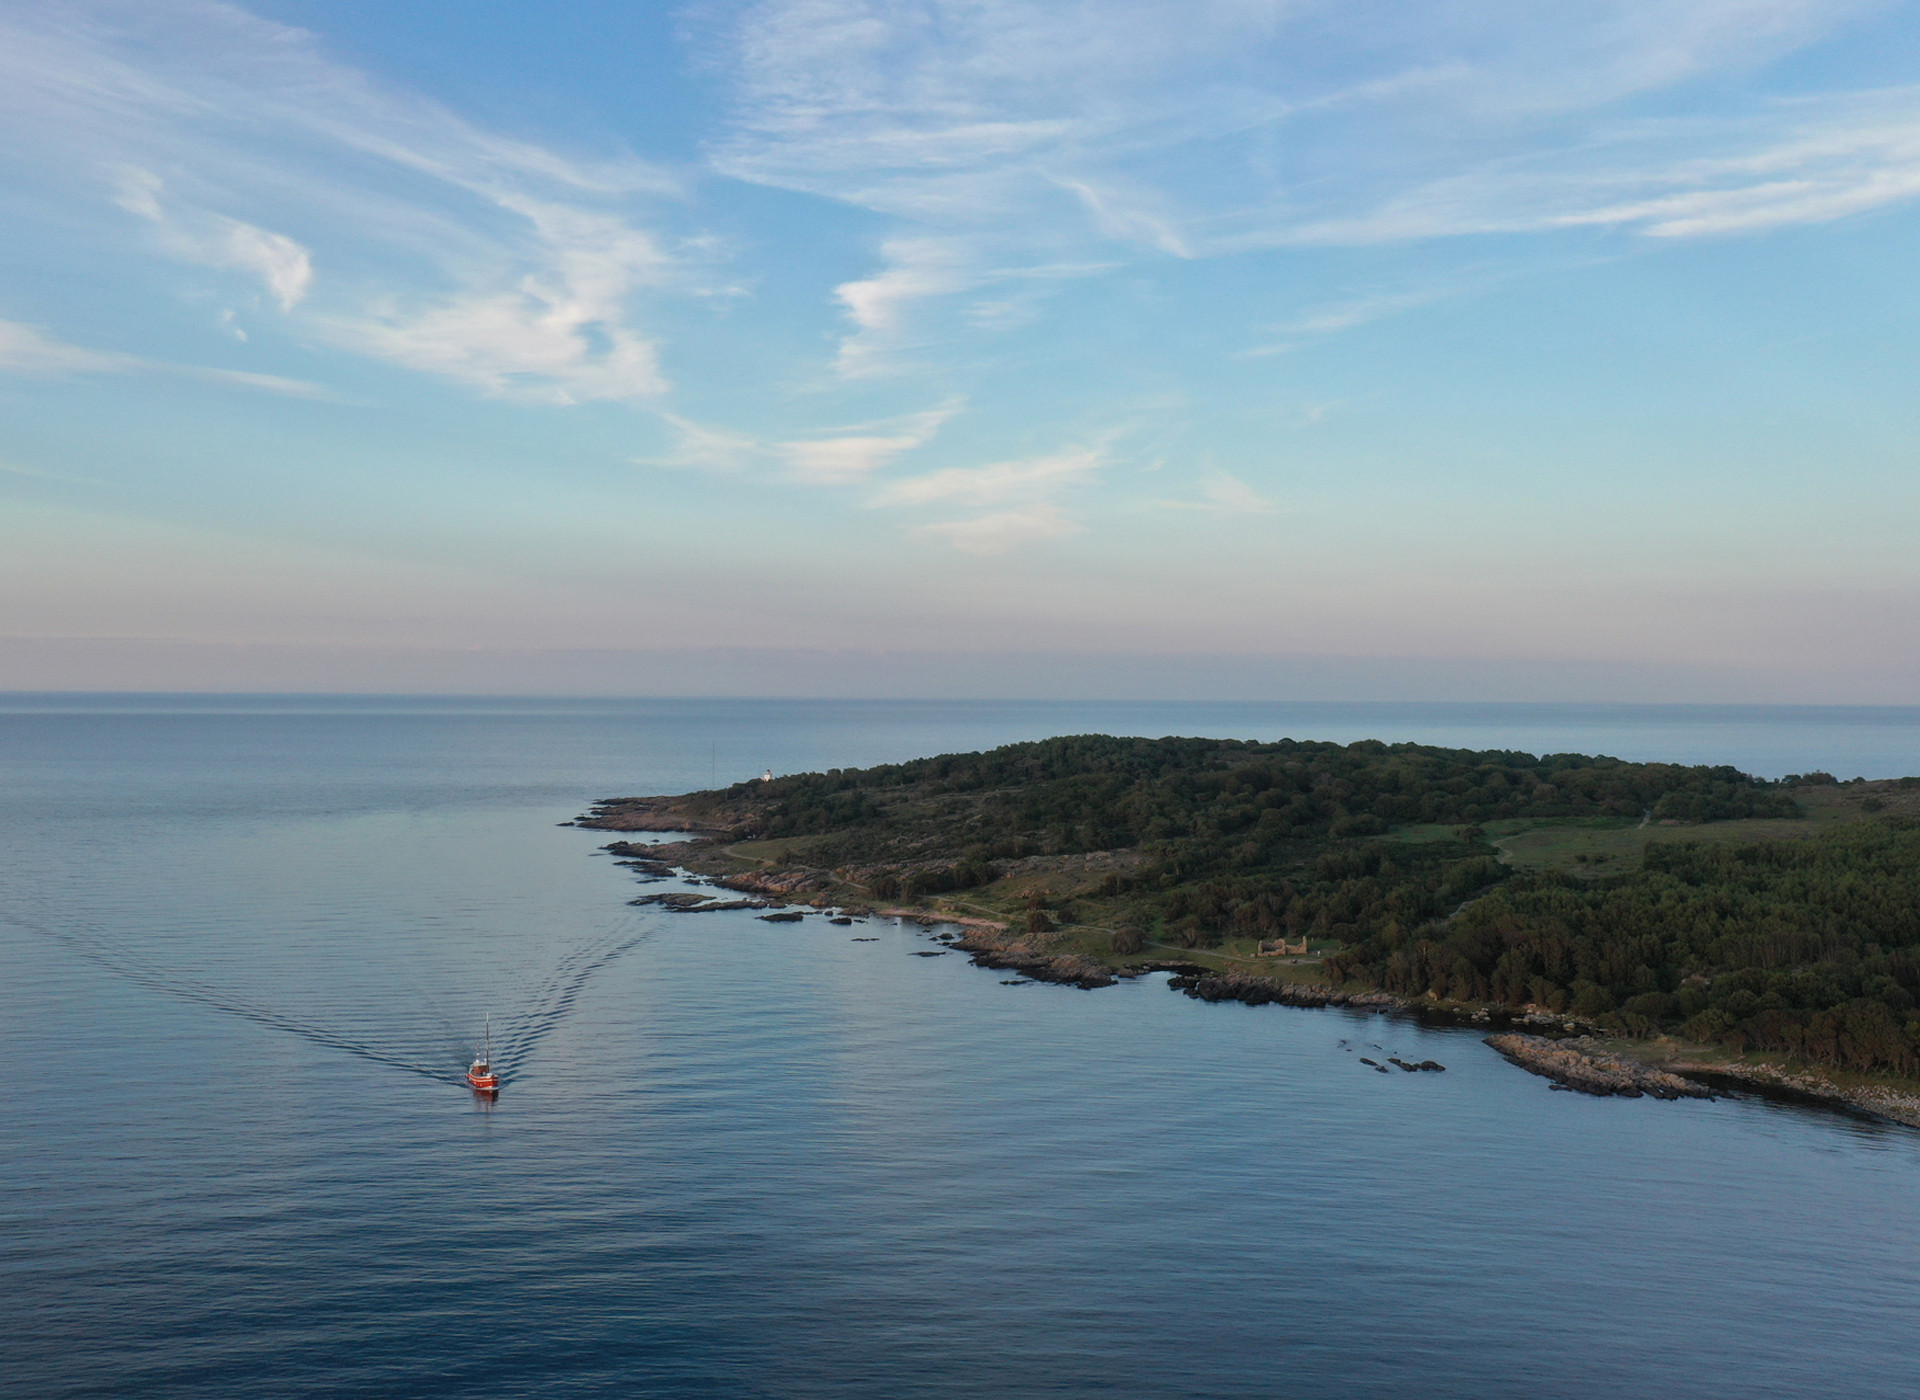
580,799,741,834
1488,1036,1920,1126
593,834,1920,1129
1650,1053,1920,1128
947,923,1119,989
915,938,1920,1125
1164,970,1412,1015
1485,1034,1713,1100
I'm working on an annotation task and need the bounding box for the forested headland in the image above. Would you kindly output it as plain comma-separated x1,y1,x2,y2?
1328,821,1920,1077
583,734,1920,1080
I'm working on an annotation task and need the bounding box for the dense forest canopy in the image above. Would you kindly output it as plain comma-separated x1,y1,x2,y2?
1328,821,1920,1077
743,734,1798,845
684,734,1920,1077
716,734,1801,961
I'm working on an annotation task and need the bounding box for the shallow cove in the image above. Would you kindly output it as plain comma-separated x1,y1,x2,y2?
7,696,1920,1399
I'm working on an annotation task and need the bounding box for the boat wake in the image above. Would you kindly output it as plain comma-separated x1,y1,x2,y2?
4,899,657,1090
491,929,651,1076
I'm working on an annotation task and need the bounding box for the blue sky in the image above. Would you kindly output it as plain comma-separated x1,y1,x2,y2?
3,0,1919,698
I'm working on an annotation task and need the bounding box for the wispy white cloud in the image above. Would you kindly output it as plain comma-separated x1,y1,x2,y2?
1152,471,1278,514
639,399,963,481
331,196,670,404
1276,289,1458,337
1555,105,1920,237
645,413,761,473
913,504,1081,555
1277,91,1920,246
116,168,313,309
1236,276,1493,356
1202,473,1277,514
0,317,332,397
875,442,1107,552
779,431,931,482
0,320,129,375
1051,175,1193,259
831,238,983,376
776,400,962,482
0,0,684,402
699,0,1911,371
873,447,1101,508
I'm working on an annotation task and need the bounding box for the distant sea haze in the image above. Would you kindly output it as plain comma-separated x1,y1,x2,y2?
5,693,1919,783
6,697,1920,1398
8,639,1920,706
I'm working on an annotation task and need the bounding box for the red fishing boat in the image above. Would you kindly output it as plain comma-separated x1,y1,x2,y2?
466,1019,499,1093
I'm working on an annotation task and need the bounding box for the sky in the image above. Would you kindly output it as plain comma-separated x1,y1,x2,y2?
3,0,1919,699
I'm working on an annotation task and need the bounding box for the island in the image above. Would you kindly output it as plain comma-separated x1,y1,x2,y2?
577,734,1920,1126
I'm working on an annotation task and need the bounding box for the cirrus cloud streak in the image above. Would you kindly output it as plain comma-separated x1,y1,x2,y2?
0,0,685,403
698,0,1920,371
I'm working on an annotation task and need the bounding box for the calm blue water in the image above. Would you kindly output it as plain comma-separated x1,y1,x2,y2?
7,697,1920,1398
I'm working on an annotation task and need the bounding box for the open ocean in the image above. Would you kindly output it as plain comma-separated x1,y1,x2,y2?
7,696,1920,1399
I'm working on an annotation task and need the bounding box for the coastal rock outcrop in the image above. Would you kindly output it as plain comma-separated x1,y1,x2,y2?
579,796,746,833
949,926,1116,988
612,857,676,878
628,892,768,913
1168,972,1407,1013
1655,1056,1920,1128
719,869,834,898
604,839,712,865
1485,1034,1712,1100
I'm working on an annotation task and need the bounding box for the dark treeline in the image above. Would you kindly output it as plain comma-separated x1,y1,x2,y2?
1328,821,1920,1077
714,736,1920,1074
724,736,1903,1028
740,734,1796,846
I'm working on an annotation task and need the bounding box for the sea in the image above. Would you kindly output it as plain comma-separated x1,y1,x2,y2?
7,696,1920,1399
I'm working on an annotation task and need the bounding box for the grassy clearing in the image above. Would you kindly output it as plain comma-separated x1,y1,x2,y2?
1463,779,1920,878
1491,818,1816,876
908,886,1346,980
